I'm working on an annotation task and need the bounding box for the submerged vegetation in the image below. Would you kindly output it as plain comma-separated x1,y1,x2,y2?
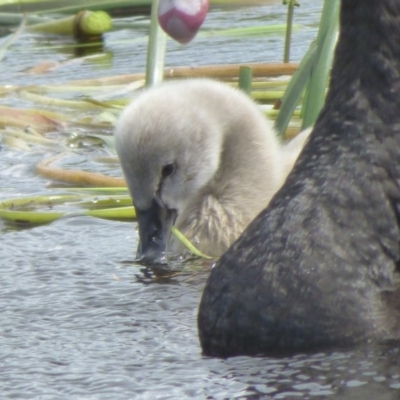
0,0,337,258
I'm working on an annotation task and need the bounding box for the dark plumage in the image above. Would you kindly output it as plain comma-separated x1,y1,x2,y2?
198,0,400,357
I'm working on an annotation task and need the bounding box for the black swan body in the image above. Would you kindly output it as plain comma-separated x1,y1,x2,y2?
198,0,400,357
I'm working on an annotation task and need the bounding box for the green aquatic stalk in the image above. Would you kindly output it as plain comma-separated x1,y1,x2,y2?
171,227,212,260
199,24,291,38
251,90,286,101
24,84,127,94
238,66,253,94
251,80,290,89
0,0,277,15
265,109,301,119
275,0,340,135
145,0,166,86
0,194,135,225
301,0,339,129
0,12,49,26
28,10,112,37
274,42,317,136
0,195,81,224
19,91,115,110
283,0,298,63
86,206,135,219
64,187,129,193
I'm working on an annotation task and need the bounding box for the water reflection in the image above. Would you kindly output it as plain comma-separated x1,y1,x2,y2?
206,344,400,399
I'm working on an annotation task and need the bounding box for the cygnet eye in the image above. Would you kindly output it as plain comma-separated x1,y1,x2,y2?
161,162,175,178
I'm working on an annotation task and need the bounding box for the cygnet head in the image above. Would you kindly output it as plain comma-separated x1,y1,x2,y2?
115,80,224,262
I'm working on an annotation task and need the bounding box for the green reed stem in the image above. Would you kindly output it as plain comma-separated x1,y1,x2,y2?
301,0,339,129
283,0,298,63
145,0,166,86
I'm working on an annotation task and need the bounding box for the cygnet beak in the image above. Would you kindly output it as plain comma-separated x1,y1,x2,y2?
135,198,177,264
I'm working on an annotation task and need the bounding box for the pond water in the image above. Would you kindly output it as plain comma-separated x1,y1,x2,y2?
1,1,400,399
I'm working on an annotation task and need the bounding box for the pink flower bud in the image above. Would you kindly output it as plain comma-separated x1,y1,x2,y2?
158,0,209,44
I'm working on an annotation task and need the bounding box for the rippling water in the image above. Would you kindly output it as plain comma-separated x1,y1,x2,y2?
2,1,400,399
